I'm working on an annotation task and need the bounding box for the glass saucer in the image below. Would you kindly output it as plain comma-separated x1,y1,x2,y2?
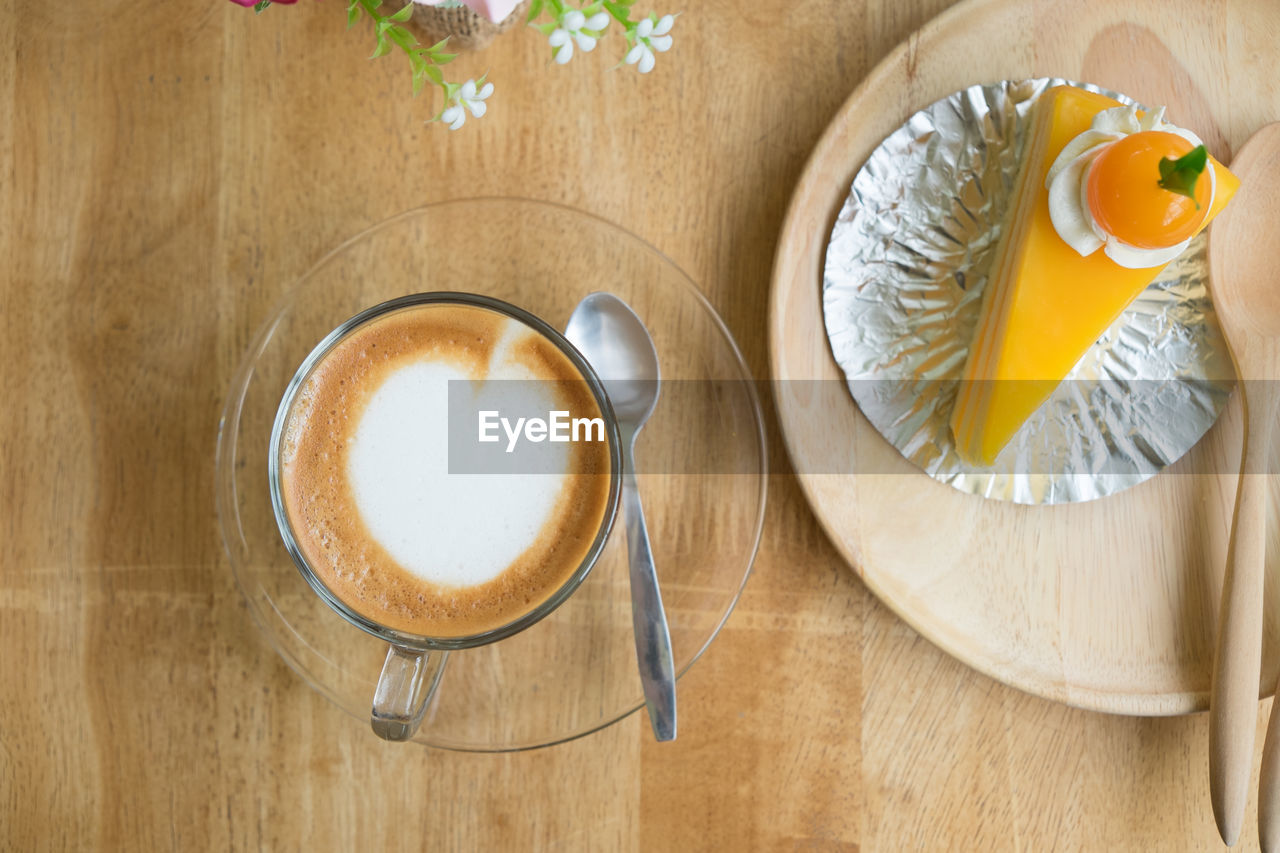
215,198,767,751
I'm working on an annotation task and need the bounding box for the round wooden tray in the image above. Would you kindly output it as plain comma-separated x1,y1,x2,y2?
769,0,1280,715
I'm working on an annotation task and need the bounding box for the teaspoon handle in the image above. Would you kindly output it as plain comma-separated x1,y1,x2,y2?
622,453,677,742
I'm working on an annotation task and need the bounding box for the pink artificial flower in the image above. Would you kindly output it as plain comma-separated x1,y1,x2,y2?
412,0,522,25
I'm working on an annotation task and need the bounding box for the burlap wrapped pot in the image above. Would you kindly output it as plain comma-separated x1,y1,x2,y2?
408,1,530,51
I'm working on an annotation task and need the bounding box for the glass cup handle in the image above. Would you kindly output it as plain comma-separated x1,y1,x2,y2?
370,645,448,742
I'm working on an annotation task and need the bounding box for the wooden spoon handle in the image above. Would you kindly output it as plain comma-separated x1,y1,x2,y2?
1211,434,1269,846
1260,668,1280,852
1262,405,1280,852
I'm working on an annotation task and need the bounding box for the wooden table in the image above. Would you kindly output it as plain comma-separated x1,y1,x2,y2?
2,0,1272,848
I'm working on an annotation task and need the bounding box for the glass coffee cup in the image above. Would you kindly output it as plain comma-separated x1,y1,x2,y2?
269,292,622,741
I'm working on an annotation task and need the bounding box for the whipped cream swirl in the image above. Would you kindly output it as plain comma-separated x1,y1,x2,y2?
1045,105,1214,269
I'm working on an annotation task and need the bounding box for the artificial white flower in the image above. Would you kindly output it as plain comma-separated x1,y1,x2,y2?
549,9,610,65
625,14,673,73
440,78,494,130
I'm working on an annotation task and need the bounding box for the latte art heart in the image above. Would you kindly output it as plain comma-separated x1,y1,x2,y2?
347,355,570,588
278,301,612,639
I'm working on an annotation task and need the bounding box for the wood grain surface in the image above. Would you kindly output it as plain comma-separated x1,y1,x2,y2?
2,0,1277,849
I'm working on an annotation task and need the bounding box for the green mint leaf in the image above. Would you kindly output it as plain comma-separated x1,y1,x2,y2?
1157,144,1208,207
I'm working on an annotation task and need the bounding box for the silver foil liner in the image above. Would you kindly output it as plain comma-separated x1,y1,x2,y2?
822,78,1234,505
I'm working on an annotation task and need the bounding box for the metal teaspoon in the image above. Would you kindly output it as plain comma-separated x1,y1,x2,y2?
566,292,677,742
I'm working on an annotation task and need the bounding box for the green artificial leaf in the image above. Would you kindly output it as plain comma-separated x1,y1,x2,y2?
527,0,544,22
424,65,445,85
389,25,414,49
426,37,451,52
1158,144,1208,207
371,32,391,58
388,2,414,22
347,2,360,26
254,0,271,11
602,0,630,24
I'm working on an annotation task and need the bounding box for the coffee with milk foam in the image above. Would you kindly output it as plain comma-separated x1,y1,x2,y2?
278,302,612,638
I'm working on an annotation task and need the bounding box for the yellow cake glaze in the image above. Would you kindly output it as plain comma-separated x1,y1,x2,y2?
950,86,1239,466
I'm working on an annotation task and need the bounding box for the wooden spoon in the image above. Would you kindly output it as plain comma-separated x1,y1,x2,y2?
1208,122,1280,848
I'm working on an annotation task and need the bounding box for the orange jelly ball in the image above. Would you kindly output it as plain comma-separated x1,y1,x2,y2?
1085,130,1211,250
